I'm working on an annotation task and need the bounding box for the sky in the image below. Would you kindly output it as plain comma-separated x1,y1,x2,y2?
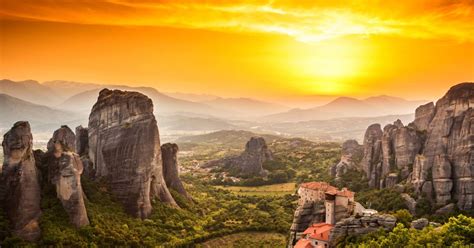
1,0,473,102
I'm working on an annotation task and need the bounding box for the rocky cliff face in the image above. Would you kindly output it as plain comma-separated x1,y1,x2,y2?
88,89,176,218
360,124,384,188
75,126,94,178
161,143,191,200
1,121,41,241
412,83,473,210
205,136,273,177
75,125,89,157
330,140,363,180
43,125,89,227
359,82,474,210
288,201,325,246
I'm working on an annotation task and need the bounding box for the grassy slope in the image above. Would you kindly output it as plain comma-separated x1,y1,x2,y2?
214,183,297,196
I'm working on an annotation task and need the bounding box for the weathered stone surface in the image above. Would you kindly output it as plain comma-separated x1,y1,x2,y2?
161,143,191,201
329,214,397,246
204,137,273,177
75,126,94,178
414,102,435,131
47,125,76,153
411,218,429,230
1,121,41,241
75,125,89,157
412,83,474,209
377,120,422,188
88,89,176,218
401,193,417,215
288,201,326,246
361,124,383,188
331,140,363,179
384,173,399,188
359,83,474,210
434,203,455,215
44,126,89,227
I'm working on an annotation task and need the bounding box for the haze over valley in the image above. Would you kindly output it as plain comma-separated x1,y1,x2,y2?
0,79,424,143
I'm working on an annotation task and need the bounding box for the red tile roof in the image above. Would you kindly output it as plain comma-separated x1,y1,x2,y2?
300,182,354,198
294,238,313,248
302,223,333,242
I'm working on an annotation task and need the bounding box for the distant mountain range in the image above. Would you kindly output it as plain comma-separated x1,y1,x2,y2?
0,93,84,132
263,95,426,122
1,79,289,119
0,78,425,141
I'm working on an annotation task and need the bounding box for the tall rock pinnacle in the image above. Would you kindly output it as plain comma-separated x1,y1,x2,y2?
161,143,192,201
88,89,176,218
1,121,41,241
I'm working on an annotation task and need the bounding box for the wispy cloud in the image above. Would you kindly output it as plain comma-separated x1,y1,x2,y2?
1,0,473,42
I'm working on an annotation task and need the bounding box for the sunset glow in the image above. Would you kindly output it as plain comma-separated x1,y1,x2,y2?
1,0,473,100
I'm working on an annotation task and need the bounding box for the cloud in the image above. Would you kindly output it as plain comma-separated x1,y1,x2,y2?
1,0,473,42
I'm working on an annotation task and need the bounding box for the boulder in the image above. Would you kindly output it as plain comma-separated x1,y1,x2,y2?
434,203,456,215
88,89,176,218
1,121,41,241
161,143,191,201
401,193,417,215
411,218,429,230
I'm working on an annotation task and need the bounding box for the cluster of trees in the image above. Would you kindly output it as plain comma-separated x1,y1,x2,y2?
1,175,297,247
355,188,408,212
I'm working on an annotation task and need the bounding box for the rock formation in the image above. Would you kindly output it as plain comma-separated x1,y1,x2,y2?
161,143,191,200
47,125,76,153
329,214,397,246
413,83,473,210
330,139,363,179
75,126,94,178
288,201,325,246
204,136,273,177
43,125,89,227
88,89,176,218
411,218,429,230
413,102,435,131
1,121,41,241
360,124,383,188
358,82,474,210
75,125,89,157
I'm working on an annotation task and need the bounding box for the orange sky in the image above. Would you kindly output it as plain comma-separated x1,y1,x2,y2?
1,0,473,101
